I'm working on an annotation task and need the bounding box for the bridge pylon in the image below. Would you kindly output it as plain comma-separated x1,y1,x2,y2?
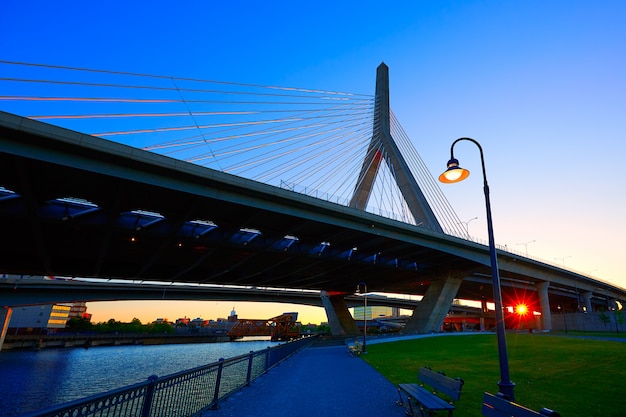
348,64,459,335
349,63,443,233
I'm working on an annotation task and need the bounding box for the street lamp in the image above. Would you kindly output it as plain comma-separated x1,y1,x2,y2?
439,137,515,400
516,240,535,256
459,216,478,239
557,304,568,334
554,256,571,266
356,282,367,353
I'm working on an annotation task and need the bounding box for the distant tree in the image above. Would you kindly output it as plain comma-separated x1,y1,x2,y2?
94,319,123,333
91,318,173,334
66,317,93,332
598,310,610,328
316,324,331,335
148,322,175,334
128,317,144,333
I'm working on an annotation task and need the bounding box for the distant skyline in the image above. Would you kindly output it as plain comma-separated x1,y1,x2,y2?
2,1,625,325
85,299,330,326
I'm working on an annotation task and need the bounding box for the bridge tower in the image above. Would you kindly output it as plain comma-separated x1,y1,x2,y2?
349,63,443,233
322,63,459,335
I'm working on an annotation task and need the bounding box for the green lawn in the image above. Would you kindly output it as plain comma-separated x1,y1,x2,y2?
361,333,626,417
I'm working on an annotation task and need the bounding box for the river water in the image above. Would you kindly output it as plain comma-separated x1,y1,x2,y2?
0,339,280,417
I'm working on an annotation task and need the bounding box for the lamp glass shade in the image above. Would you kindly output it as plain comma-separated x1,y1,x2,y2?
439,159,470,183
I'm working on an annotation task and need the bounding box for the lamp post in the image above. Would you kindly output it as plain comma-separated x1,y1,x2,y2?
557,304,568,334
439,137,515,400
459,216,478,239
554,256,571,266
516,240,535,256
357,281,367,354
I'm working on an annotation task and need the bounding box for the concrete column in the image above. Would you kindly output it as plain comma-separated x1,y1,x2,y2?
480,296,487,331
536,282,552,331
582,291,593,313
320,291,359,336
0,306,13,352
608,298,617,311
403,274,464,334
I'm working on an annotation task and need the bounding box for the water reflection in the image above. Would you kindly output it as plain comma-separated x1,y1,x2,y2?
0,339,279,417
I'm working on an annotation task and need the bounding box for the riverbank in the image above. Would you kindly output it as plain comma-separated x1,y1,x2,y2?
1,332,235,351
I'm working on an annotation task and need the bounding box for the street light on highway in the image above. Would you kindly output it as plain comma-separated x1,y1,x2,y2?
459,216,478,239
516,240,535,256
554,256,571,265
439,137,515,400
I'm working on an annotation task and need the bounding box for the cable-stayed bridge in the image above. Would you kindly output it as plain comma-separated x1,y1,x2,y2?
0,61,624,337
0,60,464,234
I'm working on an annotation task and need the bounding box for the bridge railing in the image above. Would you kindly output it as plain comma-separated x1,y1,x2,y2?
18,336,316,417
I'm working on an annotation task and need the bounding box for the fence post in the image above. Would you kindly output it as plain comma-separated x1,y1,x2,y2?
246,351,254,385
210,358,225,410
140,375,158,417
265,347,271,373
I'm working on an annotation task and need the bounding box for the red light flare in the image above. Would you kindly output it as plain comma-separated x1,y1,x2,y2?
515,303,529,316
504,288,538,329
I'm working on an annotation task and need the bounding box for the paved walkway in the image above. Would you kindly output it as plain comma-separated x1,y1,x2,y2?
209,344,406,417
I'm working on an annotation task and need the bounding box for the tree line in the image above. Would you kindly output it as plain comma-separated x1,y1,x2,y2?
66,317,174,334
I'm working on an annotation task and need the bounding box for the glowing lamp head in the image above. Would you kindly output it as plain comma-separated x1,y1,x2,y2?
438,158,470,183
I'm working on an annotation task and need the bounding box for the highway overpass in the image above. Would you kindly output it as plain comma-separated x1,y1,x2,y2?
1,111,625,336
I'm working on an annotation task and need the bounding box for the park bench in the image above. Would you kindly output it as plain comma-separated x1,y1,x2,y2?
348,340,363,356
396,367,464,417
481,392,561,417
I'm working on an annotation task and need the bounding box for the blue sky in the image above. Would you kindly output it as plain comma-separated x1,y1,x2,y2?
2,1,625,324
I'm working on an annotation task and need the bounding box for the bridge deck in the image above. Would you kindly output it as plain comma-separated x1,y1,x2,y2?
1,111,624,310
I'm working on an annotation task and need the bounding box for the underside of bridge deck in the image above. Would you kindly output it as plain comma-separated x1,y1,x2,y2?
1,112,624,340
0,112,483,296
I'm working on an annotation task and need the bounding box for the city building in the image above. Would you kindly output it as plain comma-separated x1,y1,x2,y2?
8,304,72,334
62,302,92,321
352,306,400,320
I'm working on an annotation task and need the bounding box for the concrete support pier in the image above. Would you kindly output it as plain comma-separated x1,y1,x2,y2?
582,291,593,312
320,291,359,336
403,274,464,334
536,281,552,331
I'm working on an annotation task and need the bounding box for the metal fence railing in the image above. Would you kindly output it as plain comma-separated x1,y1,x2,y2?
18,336,316,417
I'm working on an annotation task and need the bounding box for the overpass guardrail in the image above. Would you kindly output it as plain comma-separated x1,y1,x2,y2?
17,335,317,417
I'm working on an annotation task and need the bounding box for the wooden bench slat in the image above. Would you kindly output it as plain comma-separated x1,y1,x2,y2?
481,392,561,417
397,367,463,416
418,367,464,400
399,384,454,411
